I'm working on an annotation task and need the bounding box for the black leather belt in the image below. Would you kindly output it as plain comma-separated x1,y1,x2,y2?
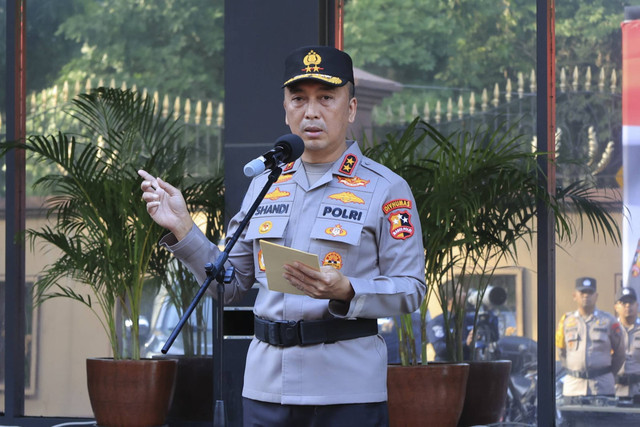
617,373,640,385
567,366,612,379
254,316,378,347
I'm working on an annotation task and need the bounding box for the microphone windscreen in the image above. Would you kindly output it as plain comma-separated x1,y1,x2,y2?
274,134,305,163
243,158,266,177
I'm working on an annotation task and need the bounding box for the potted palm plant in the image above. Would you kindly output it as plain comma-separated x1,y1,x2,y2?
0,87,218,427
364,119,472,427
365,117,620,426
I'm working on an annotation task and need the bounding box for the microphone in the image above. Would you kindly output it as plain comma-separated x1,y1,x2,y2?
243,134,305,177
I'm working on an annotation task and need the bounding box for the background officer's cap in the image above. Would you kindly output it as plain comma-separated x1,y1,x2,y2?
616,286,637,303
575,277,597,292
282,46,354,88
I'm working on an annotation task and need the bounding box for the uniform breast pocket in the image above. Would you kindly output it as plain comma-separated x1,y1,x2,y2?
246,216,289,241
310,218,364,246
591,329,609,351
566,331,580,352
246,217,289,276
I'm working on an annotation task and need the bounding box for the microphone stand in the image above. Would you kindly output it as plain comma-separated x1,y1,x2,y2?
161,165,283,426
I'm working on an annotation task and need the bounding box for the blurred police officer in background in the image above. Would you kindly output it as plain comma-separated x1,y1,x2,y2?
426,282,500,361
614,286,640,398
556,277,625,400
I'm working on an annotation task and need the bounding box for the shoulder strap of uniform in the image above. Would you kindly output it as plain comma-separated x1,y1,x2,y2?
555,312,571,349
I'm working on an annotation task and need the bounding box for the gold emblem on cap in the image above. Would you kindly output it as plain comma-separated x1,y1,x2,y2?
303,50,323,73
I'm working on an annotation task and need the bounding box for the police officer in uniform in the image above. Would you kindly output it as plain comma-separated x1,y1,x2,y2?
427,307,476,361
139,46,426,426
427,282,499,361
614,286,640,398
556,277,625,401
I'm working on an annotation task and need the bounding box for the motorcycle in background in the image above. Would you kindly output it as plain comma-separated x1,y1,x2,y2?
499,335,539,424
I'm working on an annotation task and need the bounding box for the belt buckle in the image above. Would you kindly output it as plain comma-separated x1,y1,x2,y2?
282,320,301,346
272,320,301,346
266,321,281,345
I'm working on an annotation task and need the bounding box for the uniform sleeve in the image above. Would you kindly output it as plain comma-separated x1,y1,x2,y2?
159,180,259,305
610,320,625,374
329,177,426,319
555,313,567,362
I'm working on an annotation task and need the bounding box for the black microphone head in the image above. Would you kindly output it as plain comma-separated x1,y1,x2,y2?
274,134,305,163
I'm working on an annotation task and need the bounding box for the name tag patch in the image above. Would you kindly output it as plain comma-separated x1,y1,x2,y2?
254,202,292,217
320,204,366,223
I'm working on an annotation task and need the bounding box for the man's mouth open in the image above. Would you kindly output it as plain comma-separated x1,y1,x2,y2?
304,125,324,137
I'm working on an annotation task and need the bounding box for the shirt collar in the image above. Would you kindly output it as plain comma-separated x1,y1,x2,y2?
278,140,362,179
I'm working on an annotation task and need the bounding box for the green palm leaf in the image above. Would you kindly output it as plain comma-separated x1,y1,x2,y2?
0,87,221,359
365,117,620,364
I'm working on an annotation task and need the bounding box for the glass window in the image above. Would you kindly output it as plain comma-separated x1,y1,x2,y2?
344,0,636,425
1,0,224,418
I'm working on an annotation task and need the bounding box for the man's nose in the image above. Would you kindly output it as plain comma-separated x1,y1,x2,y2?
304,99,320,118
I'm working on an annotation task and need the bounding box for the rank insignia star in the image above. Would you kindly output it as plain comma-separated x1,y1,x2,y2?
339,154,358,175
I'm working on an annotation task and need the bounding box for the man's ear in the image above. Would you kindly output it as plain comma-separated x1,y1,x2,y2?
348,97,357,124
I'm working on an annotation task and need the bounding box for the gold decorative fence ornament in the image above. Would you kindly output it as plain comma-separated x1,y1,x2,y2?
0,78,225,180
375,65,620,126
14,77,222,129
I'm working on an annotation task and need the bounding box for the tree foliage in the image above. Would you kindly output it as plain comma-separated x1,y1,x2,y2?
344,0,636,92
0,0,83,106
2,1,638,119
0,0,223,103
56,0,223,100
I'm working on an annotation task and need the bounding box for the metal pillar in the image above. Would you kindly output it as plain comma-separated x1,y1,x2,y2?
4,0,27,418
536,0,557,425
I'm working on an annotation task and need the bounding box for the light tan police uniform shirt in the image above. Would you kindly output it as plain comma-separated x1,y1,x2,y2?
615,317,640,397
161,141,427,405
556,309,624,396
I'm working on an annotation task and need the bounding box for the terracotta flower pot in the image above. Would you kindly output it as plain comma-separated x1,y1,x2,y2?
457,359,512,427
86,357,177,427
165,356,214,422
388,363,470,427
